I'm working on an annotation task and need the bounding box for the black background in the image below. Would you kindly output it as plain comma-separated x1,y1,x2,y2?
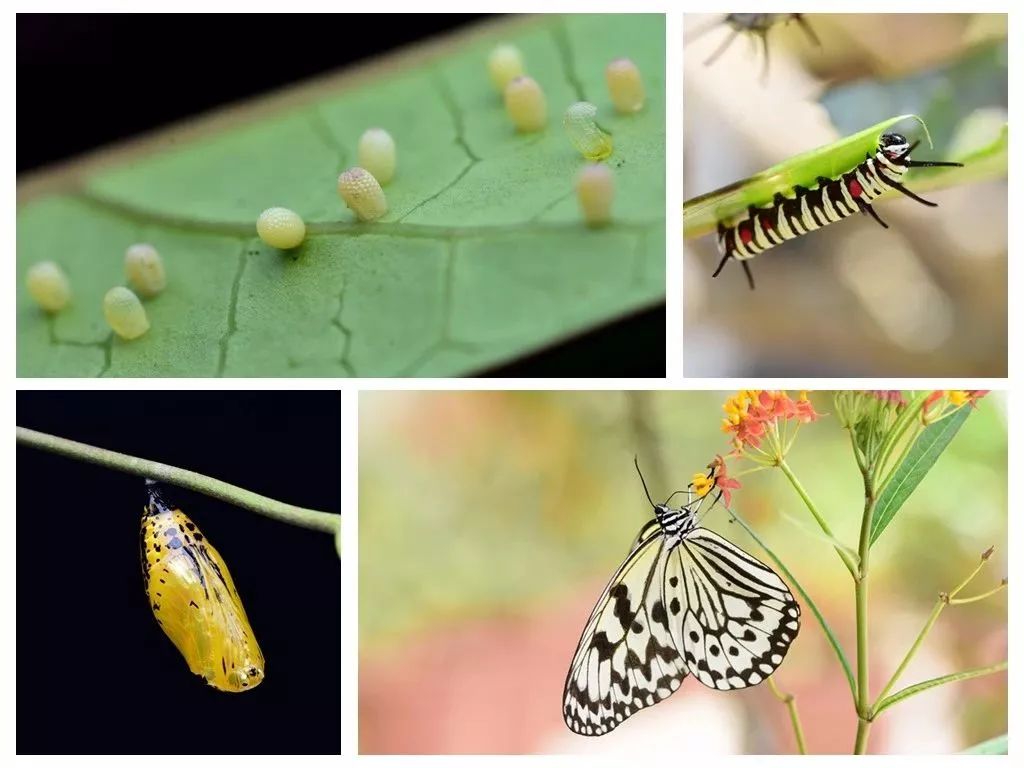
17,13,665,377
16,391,341,755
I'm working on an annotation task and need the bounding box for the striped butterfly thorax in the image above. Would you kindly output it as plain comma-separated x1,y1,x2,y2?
140,480,265,692
563,460,800,736
713,132,964,289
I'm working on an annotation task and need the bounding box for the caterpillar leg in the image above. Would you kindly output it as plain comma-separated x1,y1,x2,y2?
857,198,889,229
742,261,756,291
712,252,730,278
888,180,939,207
792,14,821,47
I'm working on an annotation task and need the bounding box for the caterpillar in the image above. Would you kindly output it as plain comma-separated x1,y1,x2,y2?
690,13,820,79
713,132,964,289
140,480,265,692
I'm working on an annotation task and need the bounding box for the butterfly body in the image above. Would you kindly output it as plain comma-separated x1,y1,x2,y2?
563,469,800,736
140,482,265,692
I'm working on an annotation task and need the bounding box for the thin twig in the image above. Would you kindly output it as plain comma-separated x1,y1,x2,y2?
766,677,807,754
16,426,339,535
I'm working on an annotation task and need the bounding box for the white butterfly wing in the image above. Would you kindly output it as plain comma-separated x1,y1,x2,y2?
669,527,801,690
562,521,689,736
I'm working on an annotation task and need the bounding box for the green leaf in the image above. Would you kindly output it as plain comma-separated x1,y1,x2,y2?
873,661,1007,718
870,406,972,545
960,734,1008,755
681,113,1001,240
17,14,665,377
727,509,857,701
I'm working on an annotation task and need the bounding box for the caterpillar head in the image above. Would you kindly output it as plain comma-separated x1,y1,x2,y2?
226,664,265,692
879,132,911,160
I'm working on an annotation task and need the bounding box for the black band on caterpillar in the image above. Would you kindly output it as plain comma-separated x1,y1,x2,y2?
713,132,963,290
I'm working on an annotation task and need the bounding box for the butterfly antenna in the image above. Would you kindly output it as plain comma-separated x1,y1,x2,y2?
663,489,689,506
634,456,657,508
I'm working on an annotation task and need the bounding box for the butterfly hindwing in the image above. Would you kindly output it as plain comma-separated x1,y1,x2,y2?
674,527,800,690
563,523,689,736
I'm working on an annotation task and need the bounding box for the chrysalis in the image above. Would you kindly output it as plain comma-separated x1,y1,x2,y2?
563,102,612,161
140,481,265,692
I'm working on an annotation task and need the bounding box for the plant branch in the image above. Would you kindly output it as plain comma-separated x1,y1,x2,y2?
778,459,858,578
767,677,807,755
16,426,339,535
873,661,1008,717
853,451,876,754
873,391,929,486
873,548,1001,708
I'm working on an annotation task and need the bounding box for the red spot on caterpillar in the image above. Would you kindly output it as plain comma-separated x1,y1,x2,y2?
739,224,753,245
848,178,863,197
760,216,773,231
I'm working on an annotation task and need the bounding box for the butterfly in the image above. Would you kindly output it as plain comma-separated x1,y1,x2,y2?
562,459,800,735
140,480,265,692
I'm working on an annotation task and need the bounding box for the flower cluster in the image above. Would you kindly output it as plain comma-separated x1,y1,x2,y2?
922,390,990,424
721,390,821,457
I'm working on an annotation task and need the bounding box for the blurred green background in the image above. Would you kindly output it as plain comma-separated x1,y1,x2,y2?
359,390,1006,754
683,14,1007,377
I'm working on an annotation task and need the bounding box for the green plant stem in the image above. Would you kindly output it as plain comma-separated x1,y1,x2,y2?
874,661,1008,717
767,677,807,755
853,458,877,754
873,551,999,708
16,426,339,535
778,459,858,578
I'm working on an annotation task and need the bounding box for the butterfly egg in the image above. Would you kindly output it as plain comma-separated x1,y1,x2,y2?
576,163,614,227
124,243,166,297
103,286,149,340
488,43,524,92
563,101,612,161
337,167,388,222
504,76,547,133
357,128,397,185
26,261,71,312
605,58,646,114
256,207,306,249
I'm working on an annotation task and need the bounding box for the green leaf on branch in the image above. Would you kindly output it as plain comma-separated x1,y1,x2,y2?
873,661,1007,718
870,406,972,545
17,14,665,377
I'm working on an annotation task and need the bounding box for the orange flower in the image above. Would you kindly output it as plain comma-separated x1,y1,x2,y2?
922,390,990,423
721,390,821,454
708,454,741,507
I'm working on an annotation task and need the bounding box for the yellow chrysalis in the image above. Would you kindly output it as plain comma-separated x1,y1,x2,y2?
140,481,265,692
124,243,167,297
503,76,547,133
605,58,646,114
563,102,612,161
337,167,388,221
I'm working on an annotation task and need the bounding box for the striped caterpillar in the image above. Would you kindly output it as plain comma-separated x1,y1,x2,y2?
140,480,265,692
714,133,964,289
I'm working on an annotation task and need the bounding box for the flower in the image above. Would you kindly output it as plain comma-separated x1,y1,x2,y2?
691,471,714,498
922,390,990,424
709,454,741,506
721,390,821,459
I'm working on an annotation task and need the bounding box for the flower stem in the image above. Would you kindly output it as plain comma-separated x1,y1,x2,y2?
767,677,807,754
873,391,929,486
16,426,339,535
873,549,1000,708
778,459,858,578
853,460,877,754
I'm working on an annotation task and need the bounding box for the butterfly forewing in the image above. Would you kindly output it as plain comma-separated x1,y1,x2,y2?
563,505,801,736
563,525,688,736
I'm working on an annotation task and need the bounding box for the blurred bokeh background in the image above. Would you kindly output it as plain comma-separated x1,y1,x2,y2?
683,14,1007,376
358,390,1006,754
